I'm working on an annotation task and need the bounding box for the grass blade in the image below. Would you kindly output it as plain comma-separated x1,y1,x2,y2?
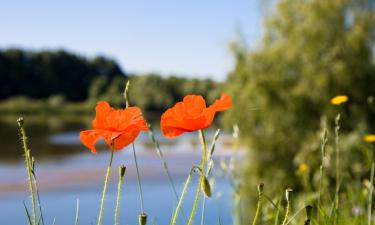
23,201,33,225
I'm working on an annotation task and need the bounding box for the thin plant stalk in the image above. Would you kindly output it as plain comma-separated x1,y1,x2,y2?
368,162,375,225
252,183,264,225
148,127,188,223
18,118,37,225
273,195,282,225
33,176,45,225
115,166,126,225
75,199,79,225
201,129,220,225
23,201,33,225
30,157,45,225
124,80,146,216
132,143,145,213
170,166,199,225
317,128,328,224
318,128,328,205
285,205,308,225
334,114,341,212
187,129,207,225
281,189,292,225
201,198,207,225
97,147,114,225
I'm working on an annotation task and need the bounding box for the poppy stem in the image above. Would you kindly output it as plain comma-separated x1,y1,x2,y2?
97,148,114,225
132,143,145,213
187,129,207,225
170,166,200,225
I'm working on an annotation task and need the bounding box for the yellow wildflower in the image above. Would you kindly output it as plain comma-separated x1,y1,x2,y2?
363,134,375,143
330,95,348,105
298,163,309,174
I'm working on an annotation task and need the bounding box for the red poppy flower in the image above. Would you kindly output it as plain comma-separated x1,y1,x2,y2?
160,94,232,138
80,101,148,153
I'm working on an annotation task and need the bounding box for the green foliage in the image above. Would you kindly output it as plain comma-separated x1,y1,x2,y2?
0,49,125,101
128,74,174,111
224,0,375,224
125,74,220,112
224,0,375,180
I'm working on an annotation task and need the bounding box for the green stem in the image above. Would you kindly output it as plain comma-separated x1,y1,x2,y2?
200,129,220,225
201,197,207,225
33,178,45,225
18,119,37,225
281,189,292,225
318,128,328,218
124,82,145,214
148,127,188,223
252,184,264,225
334,114,340,214
170,166,198,225
132,143,145,213
115,166,126,225
187,129,207,225
75,199,79,225
97,148,114,225
368,162,374,225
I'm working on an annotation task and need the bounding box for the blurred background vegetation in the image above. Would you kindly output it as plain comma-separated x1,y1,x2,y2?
0,48,221,115
223,0,375,223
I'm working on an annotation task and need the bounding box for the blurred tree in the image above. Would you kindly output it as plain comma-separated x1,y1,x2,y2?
126,74,220,112
224,0,375,183
129,74,174,111
88,76,108,101
0,49,126,101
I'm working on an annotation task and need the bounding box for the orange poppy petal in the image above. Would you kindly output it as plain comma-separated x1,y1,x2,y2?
203,94,232,127
210,93,232,112
106,106,149,131
161,126,187,138
182,95,206,117
93,101,115,129
112,130,142,150
80,129,123,153
202,108,217,128
80,130,105,153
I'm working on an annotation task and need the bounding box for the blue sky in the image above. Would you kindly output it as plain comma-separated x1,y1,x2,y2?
0,1,263,80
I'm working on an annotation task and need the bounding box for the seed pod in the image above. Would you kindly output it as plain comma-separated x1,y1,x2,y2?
119,165,126,178
202,176,212,198
139,213,147,225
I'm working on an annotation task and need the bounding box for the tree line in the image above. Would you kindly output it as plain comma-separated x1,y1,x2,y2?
0,48,221,112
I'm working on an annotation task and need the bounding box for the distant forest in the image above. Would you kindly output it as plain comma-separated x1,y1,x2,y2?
0,49,125,101
0,49,221,112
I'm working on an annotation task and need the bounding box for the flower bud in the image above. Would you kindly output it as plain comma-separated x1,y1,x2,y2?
202,176,212,198
139,213,147,225
119,165,126,178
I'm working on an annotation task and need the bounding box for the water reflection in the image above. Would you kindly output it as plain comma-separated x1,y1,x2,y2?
0,116,241,224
